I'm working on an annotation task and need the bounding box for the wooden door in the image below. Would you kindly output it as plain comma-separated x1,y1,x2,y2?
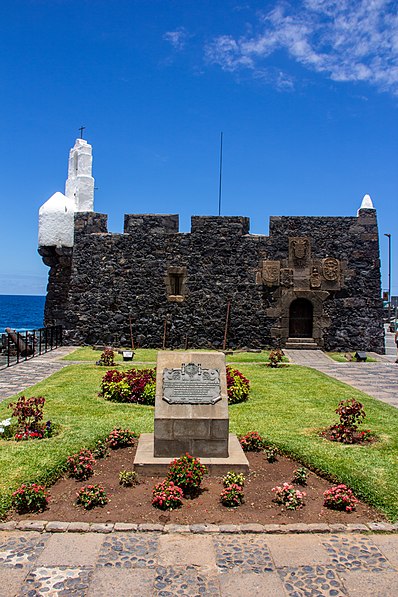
289,298,313,338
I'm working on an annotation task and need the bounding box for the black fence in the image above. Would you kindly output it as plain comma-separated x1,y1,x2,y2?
0,326,63,369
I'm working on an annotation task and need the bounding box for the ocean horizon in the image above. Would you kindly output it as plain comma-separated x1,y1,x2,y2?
0,295,45,333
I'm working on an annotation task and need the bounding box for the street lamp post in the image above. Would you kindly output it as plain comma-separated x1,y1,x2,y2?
384,233,391,324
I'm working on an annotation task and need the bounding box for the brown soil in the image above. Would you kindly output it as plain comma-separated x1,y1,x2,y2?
320,428,375,445
10,446,385,524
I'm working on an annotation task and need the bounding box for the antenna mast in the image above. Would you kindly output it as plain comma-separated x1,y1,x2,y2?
218,131,223,216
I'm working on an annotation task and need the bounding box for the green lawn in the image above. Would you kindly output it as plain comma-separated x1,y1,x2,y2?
328,352,377,363
1,353,398,520
62,346,158,363
62,346,283,365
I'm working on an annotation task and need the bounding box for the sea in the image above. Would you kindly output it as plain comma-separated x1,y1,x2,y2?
0,295,45,334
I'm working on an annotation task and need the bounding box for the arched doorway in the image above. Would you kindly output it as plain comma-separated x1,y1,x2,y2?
289,298,313,338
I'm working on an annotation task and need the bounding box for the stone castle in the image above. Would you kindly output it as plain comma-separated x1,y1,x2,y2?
38,138,385,353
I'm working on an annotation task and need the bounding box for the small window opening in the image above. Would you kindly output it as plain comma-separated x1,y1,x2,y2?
170,273,183,296
166,267,187,302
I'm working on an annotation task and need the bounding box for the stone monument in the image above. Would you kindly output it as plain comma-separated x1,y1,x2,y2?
134,351,249,475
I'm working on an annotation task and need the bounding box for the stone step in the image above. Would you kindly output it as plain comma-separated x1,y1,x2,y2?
285,338,320,350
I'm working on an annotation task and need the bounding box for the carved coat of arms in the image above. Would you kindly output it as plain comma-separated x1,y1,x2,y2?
322,258,340,282
262,261,280,286
290,237,310,266
310,267,322,288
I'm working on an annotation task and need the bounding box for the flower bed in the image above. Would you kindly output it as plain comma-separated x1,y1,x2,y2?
99,368,156,405
9,448,382,525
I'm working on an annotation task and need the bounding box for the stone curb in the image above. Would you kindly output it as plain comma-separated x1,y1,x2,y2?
1,521,397,534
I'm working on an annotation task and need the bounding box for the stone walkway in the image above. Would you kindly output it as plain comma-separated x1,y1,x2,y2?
0,346,78,403
284,350,398,409
1,529,398,596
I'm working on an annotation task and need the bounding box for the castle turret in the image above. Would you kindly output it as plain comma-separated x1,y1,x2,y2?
38,137,95,249
38,192,75,247
357,193,375,214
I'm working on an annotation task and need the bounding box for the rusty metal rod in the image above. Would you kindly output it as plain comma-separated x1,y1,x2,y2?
222,301,231,351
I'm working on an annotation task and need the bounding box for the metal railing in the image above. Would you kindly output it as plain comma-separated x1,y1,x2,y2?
0,325,63,369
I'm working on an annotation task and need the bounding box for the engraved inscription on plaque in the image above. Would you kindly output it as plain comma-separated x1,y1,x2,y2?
163,363,221,405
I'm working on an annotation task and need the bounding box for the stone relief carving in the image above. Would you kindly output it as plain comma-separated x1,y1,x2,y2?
280,268,294,287
322,258,340,282
262,261,280,286
310,266,322,288
289,237,310,267
257,251,342,292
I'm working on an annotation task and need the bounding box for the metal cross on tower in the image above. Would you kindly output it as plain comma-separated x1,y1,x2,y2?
78,126,86,139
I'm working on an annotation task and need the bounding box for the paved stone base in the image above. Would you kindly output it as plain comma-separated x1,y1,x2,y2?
134,433,249,475
2,531,398,596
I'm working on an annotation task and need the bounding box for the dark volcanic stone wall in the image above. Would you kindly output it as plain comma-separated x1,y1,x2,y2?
268,210,384,352
40,208,384,352
62,214,273,348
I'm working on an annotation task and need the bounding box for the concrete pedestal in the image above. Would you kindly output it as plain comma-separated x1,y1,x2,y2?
133,433,249,476
154,351,229,458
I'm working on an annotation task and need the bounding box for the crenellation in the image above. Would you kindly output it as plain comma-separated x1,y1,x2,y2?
123,214,179,234
74,212,108,237
190,215,250,235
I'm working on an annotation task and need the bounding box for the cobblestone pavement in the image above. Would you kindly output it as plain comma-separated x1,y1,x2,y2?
0,531,398,596
0,347,78,403
284,350,398,409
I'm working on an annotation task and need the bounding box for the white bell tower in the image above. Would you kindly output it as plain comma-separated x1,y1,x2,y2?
39,135,95,248
65,137,95,211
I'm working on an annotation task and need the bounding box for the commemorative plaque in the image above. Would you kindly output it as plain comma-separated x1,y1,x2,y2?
163,363,221,405
132,350,249,470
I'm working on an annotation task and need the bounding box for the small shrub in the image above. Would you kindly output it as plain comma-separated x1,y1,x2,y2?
337,398,365,428
67,449,96,480
99,368,156,405
8,395,45,436
292,467,309,485
141,381,156,405
119,470,139,487
328,398,368,444
323,484,359,512
96,348,115,366
268,349,284,367
272,482,306,510
106,428,138,449
264,447,278,462
152,480,183,510
12,482,49,513
93,439,110,459
167,453,208,496
76,484,108,509
220,483,244,507
15,430,43,441
239,431,265,452
223,471,245,488
42,420,54,438
226,366,250,404
14,420,55,442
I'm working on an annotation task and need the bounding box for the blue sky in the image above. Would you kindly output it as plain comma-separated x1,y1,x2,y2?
0,0,397,297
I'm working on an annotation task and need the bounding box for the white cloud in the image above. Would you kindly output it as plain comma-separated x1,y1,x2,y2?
205,0,398,94
164,27,190,51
